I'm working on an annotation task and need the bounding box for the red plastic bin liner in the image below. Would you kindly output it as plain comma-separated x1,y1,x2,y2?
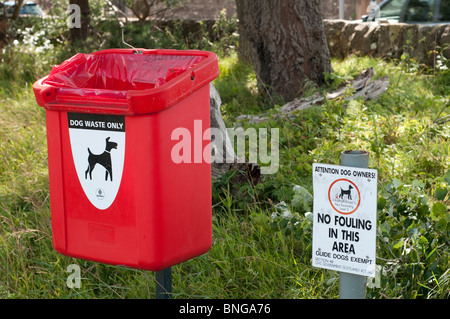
33,49,219,115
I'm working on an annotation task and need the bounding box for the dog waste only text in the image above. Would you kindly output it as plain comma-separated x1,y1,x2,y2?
312,163,378,277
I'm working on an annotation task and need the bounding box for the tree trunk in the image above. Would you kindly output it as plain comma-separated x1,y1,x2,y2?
11,0,24,20
131,0,151,22
236,0,333,102
70,0,91,43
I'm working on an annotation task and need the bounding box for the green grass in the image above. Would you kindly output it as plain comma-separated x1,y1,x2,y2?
0,24,448,299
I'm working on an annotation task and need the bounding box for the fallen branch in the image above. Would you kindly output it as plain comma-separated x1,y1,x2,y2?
237,68,390,124
433,100,450,124
435,114,450,125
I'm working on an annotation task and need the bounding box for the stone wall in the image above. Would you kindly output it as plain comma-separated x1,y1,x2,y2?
139,17,450,67
324,20,450,65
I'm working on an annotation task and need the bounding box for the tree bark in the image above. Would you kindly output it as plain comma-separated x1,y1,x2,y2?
11,0,24,20
236,0,333,102
70,0,91,43
130,0,151,22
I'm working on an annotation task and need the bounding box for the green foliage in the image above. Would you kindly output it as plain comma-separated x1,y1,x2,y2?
291,185,313,213
374,176,449,298
270,191,313,246
0,11,74,92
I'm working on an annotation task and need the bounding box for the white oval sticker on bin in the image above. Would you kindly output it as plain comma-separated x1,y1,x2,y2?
68,113,126,210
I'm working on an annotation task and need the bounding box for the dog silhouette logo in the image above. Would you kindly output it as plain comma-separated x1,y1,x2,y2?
328,179,361,215
339,184,354,200
85,137,118,182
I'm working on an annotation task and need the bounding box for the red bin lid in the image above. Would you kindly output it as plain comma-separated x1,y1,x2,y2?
33,49,219,115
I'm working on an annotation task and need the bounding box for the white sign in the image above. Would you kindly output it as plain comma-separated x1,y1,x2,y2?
68,113,126,210
312,163,378,277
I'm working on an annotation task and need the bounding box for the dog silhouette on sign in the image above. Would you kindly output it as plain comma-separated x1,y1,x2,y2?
85,137,118,182
339,185,354,200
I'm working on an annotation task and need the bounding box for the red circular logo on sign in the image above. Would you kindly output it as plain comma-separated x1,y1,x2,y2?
328,179,361,215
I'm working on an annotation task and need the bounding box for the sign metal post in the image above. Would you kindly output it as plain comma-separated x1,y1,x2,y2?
339,150,370,299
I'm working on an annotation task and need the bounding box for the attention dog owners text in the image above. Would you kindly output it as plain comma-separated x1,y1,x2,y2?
314,165,376,179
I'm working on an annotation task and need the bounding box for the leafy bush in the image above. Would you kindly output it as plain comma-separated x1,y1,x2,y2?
374,176,449,298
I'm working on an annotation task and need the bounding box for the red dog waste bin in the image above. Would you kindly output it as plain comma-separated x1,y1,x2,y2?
33,49,219,271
